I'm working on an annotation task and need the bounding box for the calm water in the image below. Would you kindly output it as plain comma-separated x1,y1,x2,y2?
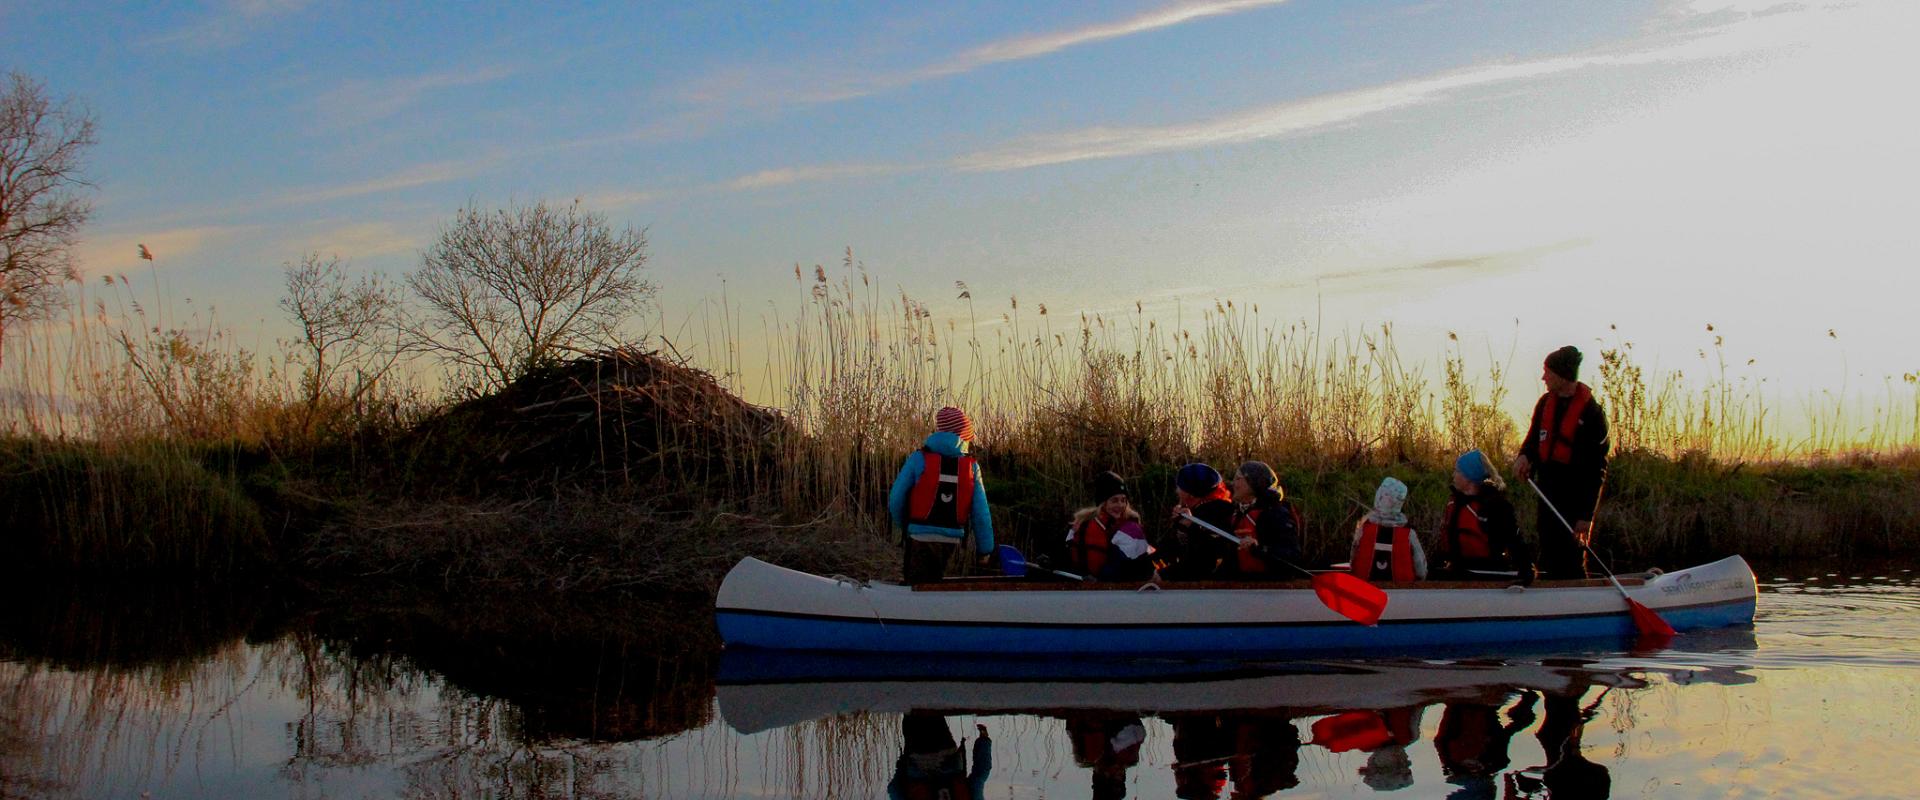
3,565,1918,799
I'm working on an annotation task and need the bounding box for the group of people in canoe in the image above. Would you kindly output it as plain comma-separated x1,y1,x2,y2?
890,344,1610,587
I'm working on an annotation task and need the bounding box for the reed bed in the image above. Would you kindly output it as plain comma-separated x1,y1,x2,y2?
5,257,1920,583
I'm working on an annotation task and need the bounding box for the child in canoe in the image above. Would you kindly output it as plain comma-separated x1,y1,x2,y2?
1351,477,1428,581
1056,471,1153,582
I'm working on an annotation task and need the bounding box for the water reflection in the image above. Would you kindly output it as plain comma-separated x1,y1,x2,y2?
716,635,1757,798
8,564,1920,798
889,712,991,799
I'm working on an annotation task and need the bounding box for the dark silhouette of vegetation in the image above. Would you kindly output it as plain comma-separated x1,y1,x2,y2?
0,70,95,366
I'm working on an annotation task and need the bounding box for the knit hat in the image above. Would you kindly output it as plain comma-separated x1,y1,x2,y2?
1544,345,1582,381
935,406,974,441
1093,470,1128,503
1368,477,1409,526
1238,461,1279,496
1455,450,1491,483
1175,463,1223,496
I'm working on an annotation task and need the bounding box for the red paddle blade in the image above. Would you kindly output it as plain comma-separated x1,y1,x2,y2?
1312,573,1388,626
1628,599,1677,643
1311,711,1393,752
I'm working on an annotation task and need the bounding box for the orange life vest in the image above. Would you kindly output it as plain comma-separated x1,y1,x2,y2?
908,448,975,528
1352,521,1417,582
1311,706,1420,752
1071,515,1115,576
1442,498,1491,560
1533,382,1593,465
1232,507,1268,574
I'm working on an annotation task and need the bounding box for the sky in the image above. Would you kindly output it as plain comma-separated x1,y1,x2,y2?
5,0,1918,420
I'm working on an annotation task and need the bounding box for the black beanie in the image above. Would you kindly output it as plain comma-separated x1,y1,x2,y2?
1545,345,1582,381
1092,470,1128,503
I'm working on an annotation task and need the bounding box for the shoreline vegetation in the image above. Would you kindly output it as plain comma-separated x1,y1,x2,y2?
6,253,1920,606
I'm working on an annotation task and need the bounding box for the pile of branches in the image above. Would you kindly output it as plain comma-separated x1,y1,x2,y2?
402,347,790,501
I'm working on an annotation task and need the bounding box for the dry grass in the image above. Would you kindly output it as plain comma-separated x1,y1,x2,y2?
6,255,1920,582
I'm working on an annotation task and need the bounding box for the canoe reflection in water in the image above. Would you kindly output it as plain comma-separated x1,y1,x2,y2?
721,628,1755,797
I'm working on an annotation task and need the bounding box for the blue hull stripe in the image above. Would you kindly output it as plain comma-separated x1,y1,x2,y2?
717,598,1755,655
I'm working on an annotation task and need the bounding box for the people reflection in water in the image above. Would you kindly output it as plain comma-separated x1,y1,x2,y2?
1358,705,1424,792
1310,703,1426,792
1507,688,1612,800
1170,714,1304,799
1066,715,1146,800
1434,692,1539,800
889,711,991,800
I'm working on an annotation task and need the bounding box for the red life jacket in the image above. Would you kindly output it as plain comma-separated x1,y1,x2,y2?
908,448,975,528
1442,498,1491,560
1232,507,1268,574
1072,515,1114,576
1533,382,1593,465
1352,521,1417,582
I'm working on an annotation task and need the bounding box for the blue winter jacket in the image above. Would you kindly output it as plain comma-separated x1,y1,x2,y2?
887,432,994,554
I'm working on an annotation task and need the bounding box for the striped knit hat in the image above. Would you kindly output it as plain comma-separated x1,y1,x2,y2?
935,406,974,441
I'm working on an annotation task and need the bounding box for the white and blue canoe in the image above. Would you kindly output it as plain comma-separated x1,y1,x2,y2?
715,555,1757,655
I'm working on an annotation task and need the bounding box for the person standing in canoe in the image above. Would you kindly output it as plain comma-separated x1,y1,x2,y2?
1157,463,1238,581
1059,470,1153,582
1218,461,1303,580
1512,346,1610,580
1350,477,1427,582
889,406,995,584
1432,449,1535,586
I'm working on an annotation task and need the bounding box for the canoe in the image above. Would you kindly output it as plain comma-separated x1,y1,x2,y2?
714,555,1756,655
714,643,1761,734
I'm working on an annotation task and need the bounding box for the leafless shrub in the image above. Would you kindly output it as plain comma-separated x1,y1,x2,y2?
0,71,96,365
406,200,654,391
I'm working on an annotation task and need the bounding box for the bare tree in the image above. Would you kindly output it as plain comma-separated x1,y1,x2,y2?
280,253,402,427
0,71,96,364
406,200,653,389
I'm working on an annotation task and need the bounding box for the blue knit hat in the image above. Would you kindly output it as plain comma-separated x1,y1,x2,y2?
1175,463,1223,496
1455,449,1491,483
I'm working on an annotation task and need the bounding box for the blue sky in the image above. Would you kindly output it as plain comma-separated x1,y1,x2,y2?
6,0,1917,409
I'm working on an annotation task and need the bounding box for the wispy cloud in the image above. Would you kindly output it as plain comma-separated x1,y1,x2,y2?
146,0,315,50
74,225,248,275
723,163,907,191
809,0,1292,102
291,221,424,261
660,1,1289,129
1317,239,1594,286
951,7,1824,172
270,156,502,207
573,189,663,210
313,65,519,128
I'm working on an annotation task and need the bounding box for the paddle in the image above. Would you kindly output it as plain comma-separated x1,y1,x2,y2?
994,545,1088,582
1525,478,1676,642
1177,511,1390,626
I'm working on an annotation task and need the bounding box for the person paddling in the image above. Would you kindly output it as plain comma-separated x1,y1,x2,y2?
1511,346,1610,580
1058,471,1152,582
888,406,996,583
1350,477,1427,582
1217,461,1303,580
1157,463,1237,581
1432,450,1535,587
